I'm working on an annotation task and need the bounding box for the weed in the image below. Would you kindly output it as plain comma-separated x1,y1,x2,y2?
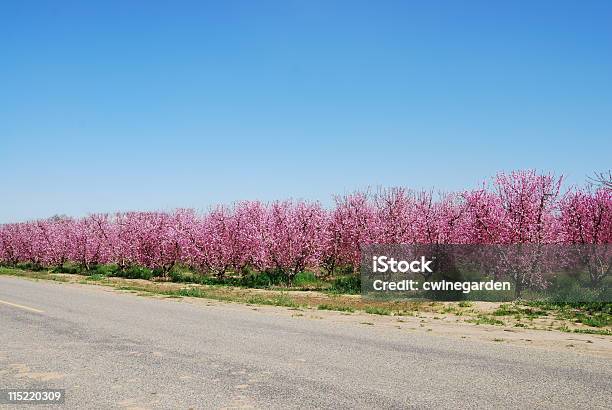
365,306,391,315
327,275,360,295
292,271,323,287
556,325,571,332
467,316,505,326
571,328,612,336
574,313,610,328
493,304,520,316
317,304,354,313
245,294,300,308
85,274,106,281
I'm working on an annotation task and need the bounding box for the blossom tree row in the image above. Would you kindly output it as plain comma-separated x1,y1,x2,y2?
1,170,610,282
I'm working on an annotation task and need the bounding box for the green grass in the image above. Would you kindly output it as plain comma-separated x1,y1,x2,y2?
516,300,612,328
150,286,300,307
327,275,361,295
493,304,548,319
245,294,301,308
292,271,323,287
85,273,107,281
2,263,333,291
441,306,457,314
571,313,611,328
317,304,355,313
557,325,612,336
523,300,612,314
492,304,521,316
114,265,154,280
0,266,68,282
467,316,505,326
365,306,391,315
571,328,612,336
174,288,207,297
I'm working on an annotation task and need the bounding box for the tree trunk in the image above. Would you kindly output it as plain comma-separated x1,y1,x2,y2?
514,278,522,299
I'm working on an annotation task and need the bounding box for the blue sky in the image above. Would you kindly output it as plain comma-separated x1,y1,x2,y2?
1,0,611,222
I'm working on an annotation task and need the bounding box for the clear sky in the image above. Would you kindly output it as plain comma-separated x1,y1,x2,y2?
1,1,611,222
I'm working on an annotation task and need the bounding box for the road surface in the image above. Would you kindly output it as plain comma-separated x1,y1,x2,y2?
1,276,610,409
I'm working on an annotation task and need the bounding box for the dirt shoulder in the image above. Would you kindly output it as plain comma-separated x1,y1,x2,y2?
2,267,611,358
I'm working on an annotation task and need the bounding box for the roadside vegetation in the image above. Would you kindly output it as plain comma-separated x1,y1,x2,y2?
5,261,362,293
2,265,610,336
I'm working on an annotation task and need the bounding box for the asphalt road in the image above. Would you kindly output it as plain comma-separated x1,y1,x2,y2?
0,276,610,409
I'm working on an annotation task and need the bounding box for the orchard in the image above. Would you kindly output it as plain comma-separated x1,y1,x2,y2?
1,170,610,286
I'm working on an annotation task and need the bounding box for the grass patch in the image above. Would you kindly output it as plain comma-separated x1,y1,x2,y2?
493,304,548,318
317,304,355,313
0,266,68,282
523,300,611,314
557,325,612,336
467,316,505,326
571,328,612,336
573,313,610,328
85,273,107,281
365,306,391,315
292,271,323,287
441,306,457,314
245,294,300,308
492,304,520,316
327,275,360,294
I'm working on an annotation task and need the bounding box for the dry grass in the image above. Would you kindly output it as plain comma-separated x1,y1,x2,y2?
1,266,610,337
